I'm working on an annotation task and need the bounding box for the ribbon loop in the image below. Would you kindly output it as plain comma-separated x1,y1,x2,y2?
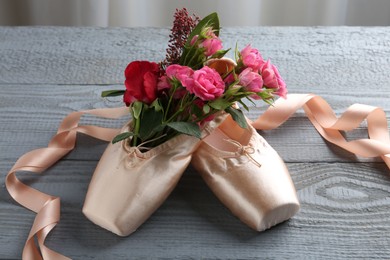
252,94,390,170
6,106,129,259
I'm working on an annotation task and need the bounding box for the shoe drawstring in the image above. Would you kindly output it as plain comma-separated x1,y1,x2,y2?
135,134,167,152
225,139,262,168
119,134,169,166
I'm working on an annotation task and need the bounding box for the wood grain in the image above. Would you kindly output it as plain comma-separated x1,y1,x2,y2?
1,26,390,259
1,27,390,91
1,84,389,163
1,162,389,259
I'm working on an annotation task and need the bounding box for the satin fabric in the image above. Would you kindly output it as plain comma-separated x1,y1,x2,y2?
5,106,129,260
5,94,390,259
83,114,228,236
192,115,300,231
252,94,390,168
82,123,201,236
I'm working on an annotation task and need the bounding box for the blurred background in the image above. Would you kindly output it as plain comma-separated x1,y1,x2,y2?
1,0,389,27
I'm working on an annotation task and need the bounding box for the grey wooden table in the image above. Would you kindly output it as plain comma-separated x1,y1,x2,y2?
1,26,390,259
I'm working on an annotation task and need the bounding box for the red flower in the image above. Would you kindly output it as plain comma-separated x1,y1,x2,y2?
123,61,160,106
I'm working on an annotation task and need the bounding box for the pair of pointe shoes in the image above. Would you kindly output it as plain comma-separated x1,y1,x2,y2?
82,113,300,236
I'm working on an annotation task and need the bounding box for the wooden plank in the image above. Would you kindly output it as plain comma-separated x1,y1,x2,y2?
1,85,390,119
1,27,390,91
1,84,389,163
1,117,387,164
1,162,389,259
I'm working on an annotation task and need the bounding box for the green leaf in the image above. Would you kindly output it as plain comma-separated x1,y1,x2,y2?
224,85,241,96
238,100,250,111
210,48,230,59
101,90,125,97
202,104,210,114
131,101,143,119
208,98,231,110
187,12,220,42
234,42,240,62
138,107,164,140
257,89,275,100
225,107,248,129
167,122,201,139
151,98,163,112
232,92,252,99
180,12,220,66
191,103,203,118
112,132,134,144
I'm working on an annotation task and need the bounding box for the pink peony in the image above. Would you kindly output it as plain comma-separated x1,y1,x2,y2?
183,66,225,101
261,60,287,98
240,44,265,71
239,68,263,99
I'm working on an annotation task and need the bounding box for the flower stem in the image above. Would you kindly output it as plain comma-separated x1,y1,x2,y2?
164,83,178,121
132,117,141,146
166,108,184,123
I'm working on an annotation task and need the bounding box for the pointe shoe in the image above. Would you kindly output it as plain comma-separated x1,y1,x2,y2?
191,114,300,231
82,122,201,236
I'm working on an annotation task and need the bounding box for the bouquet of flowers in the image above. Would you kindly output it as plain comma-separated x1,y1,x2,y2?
103,8,287,149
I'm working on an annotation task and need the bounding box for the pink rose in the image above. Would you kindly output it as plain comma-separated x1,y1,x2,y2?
184,66,225,101
224,73,235,85
166,64,194,84
173,88,187,99
190,35,199,46
165,65,194,99
261,60,287,98
157,75,171,91
240,44,265,71
275,84,287,98
200,37,222,56
198,28,223,57
239,68,263,99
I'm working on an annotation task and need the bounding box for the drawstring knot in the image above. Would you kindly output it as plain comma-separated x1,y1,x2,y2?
120,134,167,166
225,139,262,168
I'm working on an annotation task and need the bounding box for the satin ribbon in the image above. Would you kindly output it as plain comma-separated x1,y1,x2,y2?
5,94,390,259
5,107,129,260
252,94,390,169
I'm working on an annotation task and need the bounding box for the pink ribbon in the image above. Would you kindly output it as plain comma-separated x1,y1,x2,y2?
5,94,390,259
6,107,129,260
252,94,390,168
